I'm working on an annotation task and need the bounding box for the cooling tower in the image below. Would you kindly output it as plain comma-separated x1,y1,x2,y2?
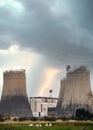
0,70,33,117
56,66,93,117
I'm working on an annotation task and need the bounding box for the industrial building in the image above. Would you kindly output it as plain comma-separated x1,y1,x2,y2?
29,97,58,117
0,70,32,117
56,65,93,117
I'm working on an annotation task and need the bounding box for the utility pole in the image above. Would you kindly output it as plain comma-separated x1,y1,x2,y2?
49,89,53,98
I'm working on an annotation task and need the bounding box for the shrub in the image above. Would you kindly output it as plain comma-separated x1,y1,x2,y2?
19,117,27,121
0,114,5,122
30,117,38,121
43,116,56,121
76,108,93,120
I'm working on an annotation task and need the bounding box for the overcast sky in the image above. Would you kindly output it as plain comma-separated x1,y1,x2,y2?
0,0,93,98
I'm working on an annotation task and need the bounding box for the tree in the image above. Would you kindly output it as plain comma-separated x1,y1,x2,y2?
76,108,93,120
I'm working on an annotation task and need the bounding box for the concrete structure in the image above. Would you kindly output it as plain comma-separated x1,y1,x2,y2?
29,97,58,117
0,70,32,117
56,65,93,117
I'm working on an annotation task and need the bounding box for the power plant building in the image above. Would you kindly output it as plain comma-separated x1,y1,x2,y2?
56,65,93,117
0,70,32,117
29,97,58,117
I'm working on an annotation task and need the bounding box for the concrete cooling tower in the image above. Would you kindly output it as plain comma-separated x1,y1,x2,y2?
56,65,93,117
0,70,32,117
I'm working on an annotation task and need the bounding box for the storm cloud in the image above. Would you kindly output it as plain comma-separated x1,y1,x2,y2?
0,0,93,67
0,0,93,96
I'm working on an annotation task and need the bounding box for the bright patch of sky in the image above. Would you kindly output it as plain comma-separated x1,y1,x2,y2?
0,45,42,97
0,0,24,15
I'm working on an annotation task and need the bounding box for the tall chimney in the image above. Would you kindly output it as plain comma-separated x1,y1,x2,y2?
0,70,33,117
56,66,93,117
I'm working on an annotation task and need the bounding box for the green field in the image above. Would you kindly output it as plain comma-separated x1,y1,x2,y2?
0,120,93,130
0,125,93,130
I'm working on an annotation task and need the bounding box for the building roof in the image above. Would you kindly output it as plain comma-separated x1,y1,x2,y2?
29,96,58,100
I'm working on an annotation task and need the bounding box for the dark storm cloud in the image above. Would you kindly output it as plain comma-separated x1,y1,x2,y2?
0,0,93,67
64,0,93,31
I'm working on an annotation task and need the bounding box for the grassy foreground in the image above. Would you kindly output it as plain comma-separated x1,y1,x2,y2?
0,125,93,130
0,120,93,130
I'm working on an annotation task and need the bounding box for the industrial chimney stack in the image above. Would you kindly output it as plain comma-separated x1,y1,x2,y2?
0,70,33,117
56,66,93,117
